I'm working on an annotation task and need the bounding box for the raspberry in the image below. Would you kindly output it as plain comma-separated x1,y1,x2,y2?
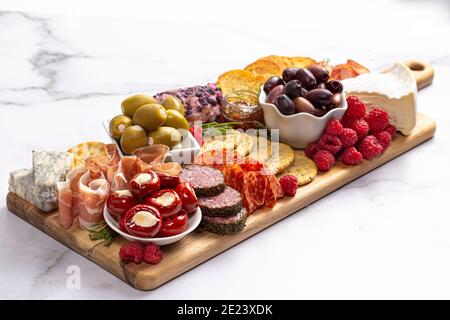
319,134,342,155
385,124,397,138
345,95,366,119
339,128,358,147
305,142,320,158
365,107,390,132
144,243,163,265
341,114,354,128
359,136,383,160
373,130,392,151
341,147,363,165
119,242,144,264
349,118,369,140
325,119,343,136
279,175,298,197
313,150,335,171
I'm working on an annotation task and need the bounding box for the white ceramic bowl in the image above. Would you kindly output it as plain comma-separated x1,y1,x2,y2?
102,119,201,164
260,91,347,149
104,206,202,246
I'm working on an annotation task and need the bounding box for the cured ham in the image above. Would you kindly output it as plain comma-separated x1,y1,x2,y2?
56,142,180,229
57,167,87,229
132,145,169,164
78,170,109,229
56,145,120,229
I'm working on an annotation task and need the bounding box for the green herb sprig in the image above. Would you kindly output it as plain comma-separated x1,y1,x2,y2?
87,223,116,247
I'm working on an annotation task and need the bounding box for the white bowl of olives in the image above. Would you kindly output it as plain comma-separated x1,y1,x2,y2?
260,65,347,149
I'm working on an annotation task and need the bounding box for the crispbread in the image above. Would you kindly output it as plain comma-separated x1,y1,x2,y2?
280,151,317,186
247,135,273,163
235,133,254,157
265,142,294,175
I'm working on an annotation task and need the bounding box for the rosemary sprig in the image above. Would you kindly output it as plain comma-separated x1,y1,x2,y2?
202,121,266,136
87,223,116,247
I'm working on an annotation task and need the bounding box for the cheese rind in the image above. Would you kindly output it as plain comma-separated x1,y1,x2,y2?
32,151,73,187
343,63,417,135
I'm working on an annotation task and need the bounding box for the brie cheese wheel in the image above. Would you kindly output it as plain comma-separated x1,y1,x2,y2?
343,62,417,135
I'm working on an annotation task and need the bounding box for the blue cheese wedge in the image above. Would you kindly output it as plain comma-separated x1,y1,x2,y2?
32,151,73,187
9,169,57,212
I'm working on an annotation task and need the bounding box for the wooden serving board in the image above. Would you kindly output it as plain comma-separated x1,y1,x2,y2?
6,113,436,290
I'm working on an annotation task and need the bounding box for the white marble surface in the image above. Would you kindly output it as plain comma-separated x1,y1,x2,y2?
1,0,450,299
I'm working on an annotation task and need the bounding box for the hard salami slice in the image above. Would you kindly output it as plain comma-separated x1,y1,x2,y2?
180,165,225,197
243,172,267,214
198,186,242,217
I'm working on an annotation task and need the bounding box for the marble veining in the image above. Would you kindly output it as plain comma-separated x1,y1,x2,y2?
1,1,450,299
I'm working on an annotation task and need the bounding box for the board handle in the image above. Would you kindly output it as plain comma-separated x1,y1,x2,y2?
404,60,434,90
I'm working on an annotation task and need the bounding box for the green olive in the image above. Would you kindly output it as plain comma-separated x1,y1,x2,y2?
120,125,148,155
121,94,159,118
148,126,182,148
163,109,190,131
132,103,167,132
109,115,133,139
161,96,185,114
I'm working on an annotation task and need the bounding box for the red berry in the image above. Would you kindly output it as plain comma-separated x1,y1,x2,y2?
341,114,354,128
341,147,363,165
385,124,397,138
349,118,369,140
305,142,320,158
365,107,390,132
313,150,335,171
144,243,163,265
373,130,392,151
325,119,344,136
119,242,144,264
359,136,383,160
279,175,298,197
319,134,342,155
345,95,366,119
339,128,358,147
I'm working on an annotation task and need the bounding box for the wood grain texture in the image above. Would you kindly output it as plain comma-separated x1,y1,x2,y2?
405,59,434,90
6,113,436,291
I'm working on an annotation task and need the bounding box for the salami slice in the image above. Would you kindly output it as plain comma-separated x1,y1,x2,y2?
198,186,242,217
180,165,225,197
243,172,267,214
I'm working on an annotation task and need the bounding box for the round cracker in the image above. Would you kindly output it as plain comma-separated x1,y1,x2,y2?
217,69,261,97
235,133,254,157
247,135,272,163
201,129,242,153
67,141,108,168
257,55,292,70
281,151,317,186
245,60,282,82
289,57,317,69
265,142,294,175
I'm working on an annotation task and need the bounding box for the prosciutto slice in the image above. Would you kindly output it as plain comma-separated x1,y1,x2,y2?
57,167,87,229
110,156,152,192
56,145,119,229
78,170,109,229
132,145,169,164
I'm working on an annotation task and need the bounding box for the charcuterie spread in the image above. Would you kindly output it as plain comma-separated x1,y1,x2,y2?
6,54,436,290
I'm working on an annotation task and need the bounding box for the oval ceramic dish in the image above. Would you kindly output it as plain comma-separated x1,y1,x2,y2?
104,206,202,246
102,119,201,164
259,90,347,149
